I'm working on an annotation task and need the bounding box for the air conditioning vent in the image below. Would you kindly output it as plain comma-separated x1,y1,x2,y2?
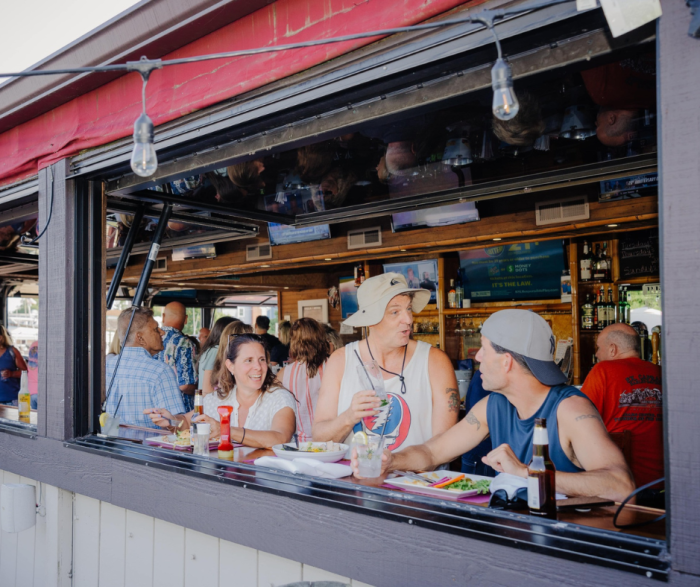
347,227,382,250
535,196,589,226
153,258,167,273
246,242,272,262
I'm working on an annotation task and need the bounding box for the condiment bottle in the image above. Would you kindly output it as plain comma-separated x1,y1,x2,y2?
217,405,234,461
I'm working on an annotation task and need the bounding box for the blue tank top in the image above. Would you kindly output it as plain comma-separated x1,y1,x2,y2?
0,347,20,402
486,384,586,473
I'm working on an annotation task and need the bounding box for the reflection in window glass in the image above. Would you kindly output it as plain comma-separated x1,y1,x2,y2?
7,297,38,357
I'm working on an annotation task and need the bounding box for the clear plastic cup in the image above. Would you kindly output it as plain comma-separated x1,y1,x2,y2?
356,360,388,405
194,423,211,456
356,438,386,478
101,414,120,437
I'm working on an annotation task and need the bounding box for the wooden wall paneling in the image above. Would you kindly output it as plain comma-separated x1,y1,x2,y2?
302,564,350,583
98,502,126,587
569,239,580,384
43,484,73,587
125,510,155,587
72,493,101,587
659,0,700,577
258,551,302,587
219,540,257,587
16,476,37,587
31,478,47,587
38,161,74,440
184,529,219,587
0,470,20,586
153,519,185,587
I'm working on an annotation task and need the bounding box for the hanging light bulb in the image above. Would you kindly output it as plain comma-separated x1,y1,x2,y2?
491,58,519,121
130,112,158,177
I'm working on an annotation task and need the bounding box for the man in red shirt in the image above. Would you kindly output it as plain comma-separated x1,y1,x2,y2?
582,323,663,493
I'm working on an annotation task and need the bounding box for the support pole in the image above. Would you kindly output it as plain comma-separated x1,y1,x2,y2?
133,203,172,307
106,205,144,309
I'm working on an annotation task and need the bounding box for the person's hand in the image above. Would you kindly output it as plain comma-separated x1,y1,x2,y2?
143,408,174,429
192,413,220,440
0,369,12,379
482,443,528,477
346,390,381,426
350,446,393,479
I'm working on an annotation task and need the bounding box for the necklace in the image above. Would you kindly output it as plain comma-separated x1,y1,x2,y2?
366,335,408,395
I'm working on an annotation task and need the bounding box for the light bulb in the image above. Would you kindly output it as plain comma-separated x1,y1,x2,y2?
491,58,519,121
130,112,158,177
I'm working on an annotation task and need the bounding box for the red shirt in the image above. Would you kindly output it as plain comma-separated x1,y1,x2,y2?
581,54,656,110
582,358,663,488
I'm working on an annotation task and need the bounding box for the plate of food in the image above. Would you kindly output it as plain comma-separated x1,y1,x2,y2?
271,441,348,463
144,429,218,451
384,471,493,501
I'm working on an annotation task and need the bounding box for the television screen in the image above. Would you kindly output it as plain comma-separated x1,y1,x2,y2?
459,241,566,301
383,259,438,303
265,190,331,246
392,201,480,231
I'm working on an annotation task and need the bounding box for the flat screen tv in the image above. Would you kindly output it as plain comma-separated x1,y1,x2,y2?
392,201,480,231
265,190,331,246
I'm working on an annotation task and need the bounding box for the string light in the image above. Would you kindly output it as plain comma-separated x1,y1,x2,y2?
0,1,574,177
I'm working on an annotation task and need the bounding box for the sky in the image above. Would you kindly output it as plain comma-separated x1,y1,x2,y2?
0,0,142,79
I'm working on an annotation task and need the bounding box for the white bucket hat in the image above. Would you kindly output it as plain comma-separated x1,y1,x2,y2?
343,272,431,327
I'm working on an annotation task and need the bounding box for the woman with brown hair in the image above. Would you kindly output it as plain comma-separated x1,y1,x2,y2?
198,316,238,396
276,318,331,441
145,333,296,448
209,320,253,391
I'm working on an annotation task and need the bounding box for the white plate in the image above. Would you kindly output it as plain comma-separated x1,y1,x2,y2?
271,442,348,463
384,471,493,501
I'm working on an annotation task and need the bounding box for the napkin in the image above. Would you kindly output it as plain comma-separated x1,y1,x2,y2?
490,472,566,500
254,457,352,479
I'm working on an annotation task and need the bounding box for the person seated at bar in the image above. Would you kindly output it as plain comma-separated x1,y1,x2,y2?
255,315,279,352
324,324,344,354
209,321,254,390
198,317,238,396
146,333,296,448
270,320,291,366
313,273,459,451
105,308,185,427
582,323,663,495
154,301,198,412
352,310,636,502
276,318,331,441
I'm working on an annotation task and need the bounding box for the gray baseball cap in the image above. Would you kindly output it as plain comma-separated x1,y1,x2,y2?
480,309,566,386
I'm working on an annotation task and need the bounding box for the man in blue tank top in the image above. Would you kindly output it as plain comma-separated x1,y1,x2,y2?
353,309,635,502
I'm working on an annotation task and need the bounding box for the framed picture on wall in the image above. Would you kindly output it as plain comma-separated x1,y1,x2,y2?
298,298,329,324
383,258,438,303
339,276,359,319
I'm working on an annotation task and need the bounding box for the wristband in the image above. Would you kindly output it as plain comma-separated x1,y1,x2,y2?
240,427,246,444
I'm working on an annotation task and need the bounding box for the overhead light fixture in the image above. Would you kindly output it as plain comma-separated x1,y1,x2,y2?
260,264,270,268
284,287,289,290
607,224,619,228
491,58,519,121
493,237,502,241
400,249,407,252
324,258,332,261
130,61,158,177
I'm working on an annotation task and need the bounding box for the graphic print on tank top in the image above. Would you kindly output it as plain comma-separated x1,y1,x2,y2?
352,393,412,450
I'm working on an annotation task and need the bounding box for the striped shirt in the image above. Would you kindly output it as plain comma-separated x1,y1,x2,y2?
105,347,186,427
282,362,325,441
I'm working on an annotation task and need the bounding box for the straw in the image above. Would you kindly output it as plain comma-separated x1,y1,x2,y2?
354,349,374,391
113,394,124,418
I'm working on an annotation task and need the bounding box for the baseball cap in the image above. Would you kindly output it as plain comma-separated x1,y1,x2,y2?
343,273,431,327
480,309,566,386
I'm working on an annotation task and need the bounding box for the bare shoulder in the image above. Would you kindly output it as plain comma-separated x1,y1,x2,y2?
427,344,453,367
558,394,603,424
326,346,347,372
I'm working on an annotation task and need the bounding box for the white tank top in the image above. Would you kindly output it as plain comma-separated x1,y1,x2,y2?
338,340,433,452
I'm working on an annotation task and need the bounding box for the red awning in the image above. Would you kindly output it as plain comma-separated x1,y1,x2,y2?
0,0,479,187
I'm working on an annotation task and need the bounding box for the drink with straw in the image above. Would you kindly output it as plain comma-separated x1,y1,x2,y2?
355,358,389,407
356,436,386,478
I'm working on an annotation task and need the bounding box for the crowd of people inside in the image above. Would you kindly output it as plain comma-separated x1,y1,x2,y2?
95,269,664,508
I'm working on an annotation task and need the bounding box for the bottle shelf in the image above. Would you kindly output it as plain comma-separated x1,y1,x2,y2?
444,303,572,316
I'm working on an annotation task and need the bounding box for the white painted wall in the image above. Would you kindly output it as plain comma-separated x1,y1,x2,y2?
0,469,376,587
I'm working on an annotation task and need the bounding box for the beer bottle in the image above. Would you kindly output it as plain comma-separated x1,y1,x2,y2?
527,418,557,519
190,389,204,445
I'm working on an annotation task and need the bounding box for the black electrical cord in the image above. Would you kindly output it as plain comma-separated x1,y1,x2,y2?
612,477,666,529
21,166,55,246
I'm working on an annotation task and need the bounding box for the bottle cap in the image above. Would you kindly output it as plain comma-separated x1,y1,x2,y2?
197,423,211,435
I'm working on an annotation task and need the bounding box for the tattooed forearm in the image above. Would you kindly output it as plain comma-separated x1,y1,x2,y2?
575,413,602,423
446,387,460,413
465,410,481,430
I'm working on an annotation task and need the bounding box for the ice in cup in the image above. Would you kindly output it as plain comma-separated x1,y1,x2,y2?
356,360,388,406
101,414,120,437
356,437,385,478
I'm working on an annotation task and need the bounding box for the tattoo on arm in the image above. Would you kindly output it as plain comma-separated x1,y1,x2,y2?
465,410,481,430
446,387,460,413
575,413,603,423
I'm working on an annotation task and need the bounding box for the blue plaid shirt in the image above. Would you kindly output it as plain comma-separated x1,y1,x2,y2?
105,347,186,427
154,326,197,388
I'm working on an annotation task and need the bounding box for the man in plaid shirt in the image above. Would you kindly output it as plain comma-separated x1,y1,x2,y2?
105,307,185,427
154,302,198,411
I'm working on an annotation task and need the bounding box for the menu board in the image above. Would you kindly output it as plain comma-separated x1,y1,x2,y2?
459,241,565,301
619,230,659,279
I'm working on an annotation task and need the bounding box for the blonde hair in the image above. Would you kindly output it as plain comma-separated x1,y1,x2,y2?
108,333,121,355
0,325,13,347
278,321,292,346
210,321,254,388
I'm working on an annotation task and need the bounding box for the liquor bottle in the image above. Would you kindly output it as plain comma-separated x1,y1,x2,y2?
592,289,599,330
527,418,557,519
579,241,592,282
18,372,30,423
354,263,365,287
448,279,457,309
597,287,607,329
621,287,631,325
606,287,615,327
600,242,612,282
592,244,605,281
455,274,464,308
581,294,594,331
